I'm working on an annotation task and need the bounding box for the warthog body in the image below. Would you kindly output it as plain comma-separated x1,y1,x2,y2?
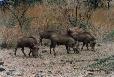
39,30,57,45
14,36,39,57
76,32,96,51
67,30,96,51
50,33,79,55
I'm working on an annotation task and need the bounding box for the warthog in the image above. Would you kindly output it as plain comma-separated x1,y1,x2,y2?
77,32,96,51
67,30,96,51
14,36,39,57
50,33,79,55
39,30,57,45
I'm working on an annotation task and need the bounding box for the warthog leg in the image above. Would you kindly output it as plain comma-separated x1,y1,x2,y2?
50,47,56,56
50,47,52,54
50,41,56,56
65,45,70,54
91,44,96,51
21,47,26,56
53,48,56,56
73,48,79,54
81,42,85,50
86,43,89,50
39,37,43,46
28,49,32,56
50,44,53,54
14,47,17,56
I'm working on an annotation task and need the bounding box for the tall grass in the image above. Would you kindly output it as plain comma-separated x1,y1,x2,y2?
0,4,114,48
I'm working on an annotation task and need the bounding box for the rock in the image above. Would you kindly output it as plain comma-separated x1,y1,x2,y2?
0,67,5,72
6,69,15,76
6,69,24,76
42,50,47,53
35,73,44,77
66,60,73,64
88,72,94,75
6,71,11,75
107,72,114,77
14,69,24,76
60,59,64,62
0,59,4,66
97,44,102,46
48,71,52,74
0,41,7,49
0,61,4,65
35,71,45,77
0,66,6,72
104,70,111,74
0,74,5,77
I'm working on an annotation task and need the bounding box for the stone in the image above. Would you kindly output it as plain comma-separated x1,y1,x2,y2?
0,61,4,65
6,69,24,76
42,50,47,53
35,71,45,77
35,74,44,77
6,69,15,76
0,67,5,72
48,71,52,74
14,69,24,76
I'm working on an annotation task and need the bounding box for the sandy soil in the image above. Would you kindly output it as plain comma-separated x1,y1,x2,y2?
0,43,114,77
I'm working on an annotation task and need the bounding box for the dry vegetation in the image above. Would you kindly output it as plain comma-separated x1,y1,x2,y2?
0,0,114,77
1,4,114,46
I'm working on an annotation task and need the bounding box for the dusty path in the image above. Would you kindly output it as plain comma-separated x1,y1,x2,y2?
0,43,114,77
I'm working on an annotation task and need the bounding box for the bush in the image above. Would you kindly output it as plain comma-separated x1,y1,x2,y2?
1,41,7,49
103,30,114,42
88,55,114,71
46,0,66,5
69,16,91,30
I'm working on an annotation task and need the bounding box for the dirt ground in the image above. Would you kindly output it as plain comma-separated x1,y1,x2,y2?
0,42,114,77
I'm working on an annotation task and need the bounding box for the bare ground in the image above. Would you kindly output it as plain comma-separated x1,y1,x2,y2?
0,43,114,77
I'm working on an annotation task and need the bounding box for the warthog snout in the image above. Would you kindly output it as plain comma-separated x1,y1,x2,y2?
90,40,96,51
31,46,39,58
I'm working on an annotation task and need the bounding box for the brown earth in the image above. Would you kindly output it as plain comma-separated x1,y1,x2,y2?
0,43,114,77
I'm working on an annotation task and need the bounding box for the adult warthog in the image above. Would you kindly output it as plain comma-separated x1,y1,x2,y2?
67,30,96,51
14,36,39,57
39,30,57,45
50,33,79,55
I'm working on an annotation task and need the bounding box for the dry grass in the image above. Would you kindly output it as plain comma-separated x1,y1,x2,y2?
1,5,114,47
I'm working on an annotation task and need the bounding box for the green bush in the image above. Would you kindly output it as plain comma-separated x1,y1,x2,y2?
103,30,114,42
46,0,66,5
88,55,114,71
69,16,91,30
10,0,42,6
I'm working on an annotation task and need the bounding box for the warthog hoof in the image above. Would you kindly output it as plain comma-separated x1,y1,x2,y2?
33,55,38,58
14,53,16,56
67,51,70,54
54,53,56,56
75,51,79,54
74,48,79,54
92,49,95,52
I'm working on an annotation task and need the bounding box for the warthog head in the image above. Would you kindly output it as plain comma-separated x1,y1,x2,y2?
31,45,39,58
90,40,96,51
